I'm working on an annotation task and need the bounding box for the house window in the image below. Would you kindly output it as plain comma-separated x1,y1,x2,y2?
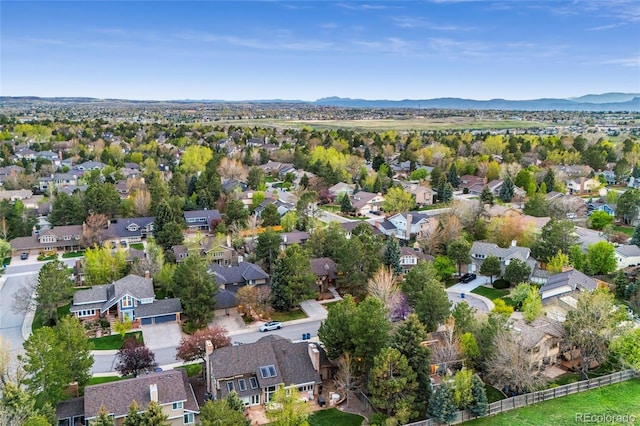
77,309,96,318
249,377,258,389
297,384,313,392
238,379,247,391
63,236,71,240
122,295,133,308
250,394,260,405
226,381,235,392
172,401,183,410
260,365,277,378
183,413,195,425
248,280,255,286
265,386,277,403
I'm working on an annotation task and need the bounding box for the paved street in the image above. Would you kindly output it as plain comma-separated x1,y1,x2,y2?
0,273,37,365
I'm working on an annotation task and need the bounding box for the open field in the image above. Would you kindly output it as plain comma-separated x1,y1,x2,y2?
213,118,552,132
464,379,640,425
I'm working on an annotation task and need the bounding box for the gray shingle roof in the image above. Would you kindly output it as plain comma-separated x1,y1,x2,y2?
310,258,337,279
210,336,321,399
83,369,198,419
72,274,154,313
471,241,531,261
208,262,269,287
215,289,238,310
351,191,379,210
540,268,597,294
512,317,564,349
616,244,640,257
56,396,84,420
134,298,182,318
107,217,154,239
183,209,222,221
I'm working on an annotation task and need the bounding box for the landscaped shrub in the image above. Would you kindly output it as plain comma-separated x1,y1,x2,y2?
493,279,510,289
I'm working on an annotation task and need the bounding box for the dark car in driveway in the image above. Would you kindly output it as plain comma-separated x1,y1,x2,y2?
459,273,477,283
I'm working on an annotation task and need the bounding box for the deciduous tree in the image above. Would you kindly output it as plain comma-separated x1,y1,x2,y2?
479,256,501,284
447,237,471,276
34,260,73,326
503,258,531,285
82,245,127,286
200,398,249,426
367,266,399,314
402,261,451,331
265,385,310,426
585,241,617,275
382,187,415,215
175,325,231,364
522,287,542,323
115,337,157,377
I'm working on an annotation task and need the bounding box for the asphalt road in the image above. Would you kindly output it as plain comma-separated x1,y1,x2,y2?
0,273,37,364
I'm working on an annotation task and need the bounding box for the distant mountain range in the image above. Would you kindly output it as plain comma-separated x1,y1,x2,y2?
2,92,639,111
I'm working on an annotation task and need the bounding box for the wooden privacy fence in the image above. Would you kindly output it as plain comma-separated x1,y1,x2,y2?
404,369,638,426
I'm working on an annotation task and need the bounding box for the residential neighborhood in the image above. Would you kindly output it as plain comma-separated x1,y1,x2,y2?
0,101,639,426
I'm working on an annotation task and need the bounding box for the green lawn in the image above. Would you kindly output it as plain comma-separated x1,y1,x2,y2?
270,309,308,322
471,286,510,300
612,225,635,236
62,251,85,258
87,376,121,385
3,257,11,266
551,372,582,386
321,205,340,213
129,243,145,250
90,331,143,350
177,363,203,378
463,379,640,425
32,304,70,331
485,385,507,403
309,408,364,426
37,254,57,261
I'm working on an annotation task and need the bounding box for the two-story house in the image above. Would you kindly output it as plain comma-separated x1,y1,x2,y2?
587,199,616,217
39,173,79,192
207,262,269,292
279,231,310,251
206,336,329,407
327,182,356,199
615,244,640,269
376,211,432,241
56,369,199,426
183,209,222,233
469,240,537,276
511,317,564,370
10,225,84,256
399,246,434,273
567,177,600,194
70,274,182,327
350,191,385,216
401,183,435,206
172,237,237,266
103,217,155,247
310,257,337,294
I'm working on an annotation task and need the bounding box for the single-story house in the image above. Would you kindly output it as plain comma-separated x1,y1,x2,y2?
327,182,356,198
469,240,537,276
539,268,598,301
70,274,182,327
56,369,199,426
350,191,384,215
280,231,310,251
615,244,640,269
10,225,83,256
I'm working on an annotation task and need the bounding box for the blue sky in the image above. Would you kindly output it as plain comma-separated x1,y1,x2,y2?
1,1,639,101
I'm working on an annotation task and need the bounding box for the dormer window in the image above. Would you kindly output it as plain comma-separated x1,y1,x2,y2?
122,295,133,308
127,224,139,231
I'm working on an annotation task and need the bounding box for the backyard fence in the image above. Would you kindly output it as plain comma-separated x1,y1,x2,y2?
355,388,379,414
405,369,638,426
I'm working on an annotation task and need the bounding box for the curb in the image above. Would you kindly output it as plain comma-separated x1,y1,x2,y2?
446,289,495,312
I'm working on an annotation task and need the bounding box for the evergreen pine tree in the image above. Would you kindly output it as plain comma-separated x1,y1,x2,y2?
143,401,169,425
447,163,460,188
383,237,402,276
428,384,458,424
467,374,488,417
614,270,628,300
630,222,640,247
480,186,494,206
543,169,555,193
340,194,353,214
498,176,514,202
123,400,143,426
440,181,454,203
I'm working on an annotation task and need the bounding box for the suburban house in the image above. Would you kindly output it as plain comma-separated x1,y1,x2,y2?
485,179,527,199
511,317,564,370
0,189,33,202
254,199,295,218
9,225,83,256
183,209,222,233
36,150,62,166
399,246,434,273
401,182,435,206
240,190,275,210
628,176,640,189
56,369,199,426
310,257,337,294
206,336,329,407
469,241,537,276
173,239,237,266
327,182,356,199
600,170,617,186
70,274,182,327
340,221,382,239
39,173,79,192
258,161,296,179
539,268,598,302
615,244,640,269
72,161,106,171
103,217,155,246
208,262,269,292
350,191,385,216
376,211,433,241
458,175,486,193
567,177,600,194
587,199,617,218
280,231,310,251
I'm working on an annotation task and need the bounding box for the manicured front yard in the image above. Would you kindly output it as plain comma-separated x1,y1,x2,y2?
129,243,145,250
463,379,640,425
177,363,202,378
309,408,364,426
471,286,510,300
612,225,634,236
89,331,143,350
270,309,308,322
62,250,85,258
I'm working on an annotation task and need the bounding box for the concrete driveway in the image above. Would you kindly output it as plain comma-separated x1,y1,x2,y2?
141,323,184,350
